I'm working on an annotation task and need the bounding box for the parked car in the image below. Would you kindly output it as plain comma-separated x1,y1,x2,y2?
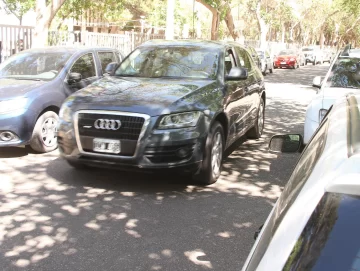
242,93,360,271
0,47,124,152
245,45,262,71
273,49,300,69
304,46,360,143
302,46,324,65
298,50,306,66
256,49,273,75
322,49,333,63
58,40,266,185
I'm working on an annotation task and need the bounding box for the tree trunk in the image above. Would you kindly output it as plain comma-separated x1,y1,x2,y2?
255,1,268,48
224,3,239,41
210,10,220,40
33,0,66,47
281,23,285,43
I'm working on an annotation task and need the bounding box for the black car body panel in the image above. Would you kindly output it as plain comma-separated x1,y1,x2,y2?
58,40,266,173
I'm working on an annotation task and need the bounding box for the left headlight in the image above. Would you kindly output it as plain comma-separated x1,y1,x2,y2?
158,111,202,129
0,97,28,114
59,104,72,122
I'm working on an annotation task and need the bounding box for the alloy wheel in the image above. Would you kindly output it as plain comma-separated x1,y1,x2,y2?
41,117,58,147
211,132,223,178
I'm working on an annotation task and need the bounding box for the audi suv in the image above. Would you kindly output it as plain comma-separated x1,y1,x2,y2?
57,40,266,185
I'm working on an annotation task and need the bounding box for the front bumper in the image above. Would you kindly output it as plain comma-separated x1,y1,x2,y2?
274,60,296,68
58,111,208,173
0,108,37,147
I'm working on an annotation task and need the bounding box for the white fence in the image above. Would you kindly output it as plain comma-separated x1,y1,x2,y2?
0,24,33,62
1,24,302,61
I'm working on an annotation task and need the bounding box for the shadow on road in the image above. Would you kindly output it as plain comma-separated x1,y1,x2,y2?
0,146,39,159
0,95,307,271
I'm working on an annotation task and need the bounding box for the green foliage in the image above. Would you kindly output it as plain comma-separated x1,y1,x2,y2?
1,0,35,21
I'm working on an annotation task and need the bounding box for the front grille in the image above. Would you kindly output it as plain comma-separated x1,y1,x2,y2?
78,113,145,140
144,144,196,163
75,112,148,157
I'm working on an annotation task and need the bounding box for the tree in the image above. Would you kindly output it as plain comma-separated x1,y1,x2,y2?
33,0,67,47
195,0,239,40
1,0,35,25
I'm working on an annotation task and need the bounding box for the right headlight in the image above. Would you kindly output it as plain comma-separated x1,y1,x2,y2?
59,104,73,123
158,111,202,129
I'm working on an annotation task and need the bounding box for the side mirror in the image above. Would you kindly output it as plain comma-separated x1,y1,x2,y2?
226,67,248,80
312,76,322,88
105,62,119,75
269,134,304,153
68,72,82,84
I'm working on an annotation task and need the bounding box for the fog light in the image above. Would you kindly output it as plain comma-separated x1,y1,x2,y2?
176,148,191,158
0,131,15,141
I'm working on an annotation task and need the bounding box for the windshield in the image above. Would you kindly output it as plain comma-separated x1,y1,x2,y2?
278,50,296,55
283,193,360,271
325,57,360,89
0,51,73,81
115,46,219,79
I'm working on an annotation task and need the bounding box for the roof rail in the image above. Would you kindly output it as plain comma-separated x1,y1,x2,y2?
346,94,360,156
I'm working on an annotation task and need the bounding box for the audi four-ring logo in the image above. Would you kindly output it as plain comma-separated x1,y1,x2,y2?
94,119,122,130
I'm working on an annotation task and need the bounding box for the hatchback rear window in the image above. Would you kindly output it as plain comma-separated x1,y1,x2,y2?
283,192,360,271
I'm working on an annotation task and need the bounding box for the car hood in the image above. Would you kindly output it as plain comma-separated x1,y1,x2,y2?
320,87,360,108
69,76,218,116
0,78,47,100
277,55,296,58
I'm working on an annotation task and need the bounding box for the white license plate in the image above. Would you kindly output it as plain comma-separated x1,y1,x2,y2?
281,62,286,64
93,138,121,154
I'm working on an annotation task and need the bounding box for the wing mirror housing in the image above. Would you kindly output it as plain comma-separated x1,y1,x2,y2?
312,76,322,88
67,72,82,84
269,134,304,153
226,67,248,80
105,62,119,75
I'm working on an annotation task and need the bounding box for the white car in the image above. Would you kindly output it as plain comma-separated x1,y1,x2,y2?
256,49,273,75
242,93,360,271
304,47,360,143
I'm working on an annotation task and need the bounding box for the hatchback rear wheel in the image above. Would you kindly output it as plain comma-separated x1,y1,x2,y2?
247,98,265,139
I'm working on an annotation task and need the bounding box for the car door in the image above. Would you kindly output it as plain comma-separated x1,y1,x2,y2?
224,47,253,146
66,52,98,93
235,47,262,130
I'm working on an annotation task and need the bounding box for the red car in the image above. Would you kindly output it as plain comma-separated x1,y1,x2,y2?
274,49,300,69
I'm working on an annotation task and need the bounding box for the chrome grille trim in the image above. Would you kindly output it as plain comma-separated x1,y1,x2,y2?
74,110,151,159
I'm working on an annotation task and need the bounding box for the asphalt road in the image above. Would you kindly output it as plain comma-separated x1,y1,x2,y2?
0,64,329,271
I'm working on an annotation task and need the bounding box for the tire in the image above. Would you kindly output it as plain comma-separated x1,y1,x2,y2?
192,121,224,185
262,65,267,76
269,67,273,73
247,98,265,139
313,60,316,66
29,111,59,153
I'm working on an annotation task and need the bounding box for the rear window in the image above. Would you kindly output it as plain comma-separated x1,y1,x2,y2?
283,193,360,271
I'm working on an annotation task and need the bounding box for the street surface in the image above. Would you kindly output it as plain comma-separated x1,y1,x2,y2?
0,64,329,271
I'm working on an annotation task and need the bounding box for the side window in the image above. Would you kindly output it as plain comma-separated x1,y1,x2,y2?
98,51,117,73
224,49,236,75
70,53,96,80
245,120,329,271
235,47,253,71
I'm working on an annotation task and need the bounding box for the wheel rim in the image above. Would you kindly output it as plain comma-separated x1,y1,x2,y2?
41,117,58,147
211,132,223,178
258,101,264,135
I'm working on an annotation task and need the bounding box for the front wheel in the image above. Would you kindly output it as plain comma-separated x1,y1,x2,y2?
247,98,265,139
192,122,224,185
30,111,59,153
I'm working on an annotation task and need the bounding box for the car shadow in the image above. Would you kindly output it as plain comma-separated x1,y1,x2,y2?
0,146,39,158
